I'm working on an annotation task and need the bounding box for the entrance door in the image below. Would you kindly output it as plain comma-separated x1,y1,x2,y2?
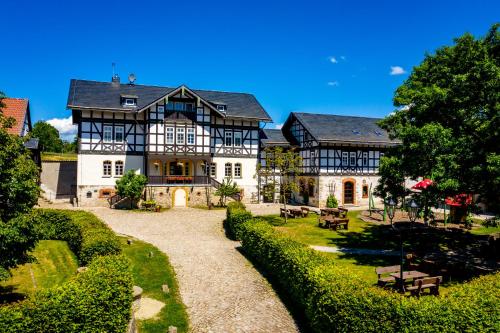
344,181,354,204
174,189,187,207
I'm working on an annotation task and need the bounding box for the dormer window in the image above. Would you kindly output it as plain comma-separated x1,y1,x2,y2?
217,104,227,112
121,94,138,107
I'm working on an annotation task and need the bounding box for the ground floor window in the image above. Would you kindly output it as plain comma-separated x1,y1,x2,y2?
234,163,242,178
210,162,216,177
115,160,124,176
225,163,232,177
103,160,112,177
362,184,369,198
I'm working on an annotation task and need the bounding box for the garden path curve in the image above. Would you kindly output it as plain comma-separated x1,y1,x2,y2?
87,207,299,333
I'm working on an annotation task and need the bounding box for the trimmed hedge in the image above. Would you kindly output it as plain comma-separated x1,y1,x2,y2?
236,207,500,332
33,209,121,265
0,255,132,333
225,201,252,240
0,209,132,332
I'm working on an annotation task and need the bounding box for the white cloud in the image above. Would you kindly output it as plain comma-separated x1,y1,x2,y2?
274,123,283,129
327,81,339,87
328,56,338,64
340,56,346,60
46,116,77,141
390,66,406,75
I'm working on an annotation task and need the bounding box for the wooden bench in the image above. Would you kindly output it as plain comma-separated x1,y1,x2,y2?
406,276,442,297
318,215,349,230
280,208,294,218
375,265,401,287
301,207,310,218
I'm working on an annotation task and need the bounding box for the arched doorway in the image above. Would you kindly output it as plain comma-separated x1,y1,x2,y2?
174,189,187,207
343,181,354,204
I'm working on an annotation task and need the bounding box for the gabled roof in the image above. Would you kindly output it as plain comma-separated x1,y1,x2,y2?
284,112,398,146
260,128,290,147
1,98,30,135
67,79,272,121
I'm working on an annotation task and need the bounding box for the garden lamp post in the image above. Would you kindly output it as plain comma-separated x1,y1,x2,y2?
385,197,397,226
408,199,419,227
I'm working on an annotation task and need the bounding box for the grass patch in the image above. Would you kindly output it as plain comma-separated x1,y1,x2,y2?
120,237,189,333
0,240,78,301
41,152,77,161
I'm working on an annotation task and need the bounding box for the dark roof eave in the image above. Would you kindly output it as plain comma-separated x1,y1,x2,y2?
67,105,137,112
227,115,272,122
317,139,400,146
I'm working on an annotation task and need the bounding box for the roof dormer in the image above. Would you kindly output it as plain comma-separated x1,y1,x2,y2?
121,94,138,107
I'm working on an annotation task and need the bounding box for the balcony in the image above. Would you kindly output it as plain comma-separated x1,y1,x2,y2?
147,175,211,186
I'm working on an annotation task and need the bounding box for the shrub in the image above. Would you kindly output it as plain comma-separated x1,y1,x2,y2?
225,201,251,240
115,170,147,208
32,209,121,265
326,194,338,208
0,255,133,333
234,206,500,332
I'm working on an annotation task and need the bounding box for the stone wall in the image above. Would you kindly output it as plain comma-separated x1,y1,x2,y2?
40,161,77,200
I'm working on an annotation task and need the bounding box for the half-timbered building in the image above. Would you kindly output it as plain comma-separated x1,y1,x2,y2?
67,77,270,206
266,112,399,207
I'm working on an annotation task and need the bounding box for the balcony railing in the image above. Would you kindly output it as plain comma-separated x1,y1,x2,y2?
148,175,210,186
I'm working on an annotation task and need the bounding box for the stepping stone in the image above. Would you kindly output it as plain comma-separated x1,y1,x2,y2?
162,284,170,293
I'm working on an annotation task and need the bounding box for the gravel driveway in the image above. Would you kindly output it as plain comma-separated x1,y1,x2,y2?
87,207,299,333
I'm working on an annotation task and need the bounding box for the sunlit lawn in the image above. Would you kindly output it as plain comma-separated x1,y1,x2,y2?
0,240,78,303
41,152,78,161
120,237,189,333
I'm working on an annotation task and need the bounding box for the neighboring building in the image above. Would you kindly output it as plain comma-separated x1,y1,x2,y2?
1,97,41,166
67,77,271,206
260,112,399,207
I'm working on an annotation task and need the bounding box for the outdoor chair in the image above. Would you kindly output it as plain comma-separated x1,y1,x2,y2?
406,276,442,297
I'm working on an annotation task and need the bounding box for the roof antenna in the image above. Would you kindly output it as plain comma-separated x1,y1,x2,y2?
112,62,116,76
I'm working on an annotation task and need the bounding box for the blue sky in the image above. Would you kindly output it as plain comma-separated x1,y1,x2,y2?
0,0,498,139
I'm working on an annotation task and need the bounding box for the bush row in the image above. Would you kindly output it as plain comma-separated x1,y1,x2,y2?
225,201,252,240
0,254,132,333
33,209,121,265
0,209,132,332
235,207,500,332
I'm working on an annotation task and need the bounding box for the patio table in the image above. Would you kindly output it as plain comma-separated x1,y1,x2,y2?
288,208,302,218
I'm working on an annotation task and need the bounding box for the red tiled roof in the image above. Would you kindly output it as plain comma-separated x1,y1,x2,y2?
1,98,29,135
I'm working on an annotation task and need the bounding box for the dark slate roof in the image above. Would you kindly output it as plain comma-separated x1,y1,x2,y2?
290,112,398,146
261,128,290,147
67,79,272,121
24,137,39,150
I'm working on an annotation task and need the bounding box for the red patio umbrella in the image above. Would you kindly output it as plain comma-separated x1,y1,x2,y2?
411,178,434,190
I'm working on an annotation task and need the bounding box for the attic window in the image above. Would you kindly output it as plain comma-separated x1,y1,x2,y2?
352,129,361,135
124,98,136,106
216,104,227,112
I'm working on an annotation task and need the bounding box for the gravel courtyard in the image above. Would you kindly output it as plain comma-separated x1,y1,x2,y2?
87,206,299,333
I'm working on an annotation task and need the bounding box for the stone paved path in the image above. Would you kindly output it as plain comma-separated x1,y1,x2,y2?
87,207,299,333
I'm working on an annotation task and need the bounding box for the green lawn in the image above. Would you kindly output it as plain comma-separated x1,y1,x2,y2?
120,237,189,333
0,240,78,303
41,152,77,161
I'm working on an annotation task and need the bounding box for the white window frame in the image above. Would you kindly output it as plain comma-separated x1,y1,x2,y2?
103,125,113,143
210,163,216,177
217,104,226,112
234,163,242,178
166,127,174,144
103,160,112,177
187,128,195,145
115,160,124,176
124,98,135,106
349,152,356,166
225,131,233,146
115,126,124,143
234,132,242,147
224,163,232,177
342,152,348,166
176,127,185,144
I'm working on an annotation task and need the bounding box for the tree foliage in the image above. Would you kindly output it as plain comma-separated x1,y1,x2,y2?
260,147,302,222
214,178,240,207
377,24,500,210
0,92,40,221
31,121,63,152
115,170,147,206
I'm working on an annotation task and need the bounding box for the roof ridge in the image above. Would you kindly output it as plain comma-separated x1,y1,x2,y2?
293,111,383,120
3,97,28,101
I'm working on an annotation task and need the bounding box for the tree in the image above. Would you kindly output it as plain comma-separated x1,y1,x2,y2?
261,147,302,223
0,93,40,221
31,121,63,152
0,92,40,280
62,136,78,153
214,178,240,207
115,170,147,208
377,24,500,212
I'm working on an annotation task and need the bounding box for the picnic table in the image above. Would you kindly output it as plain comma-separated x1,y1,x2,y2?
289,208,302,218
390,271,429,291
